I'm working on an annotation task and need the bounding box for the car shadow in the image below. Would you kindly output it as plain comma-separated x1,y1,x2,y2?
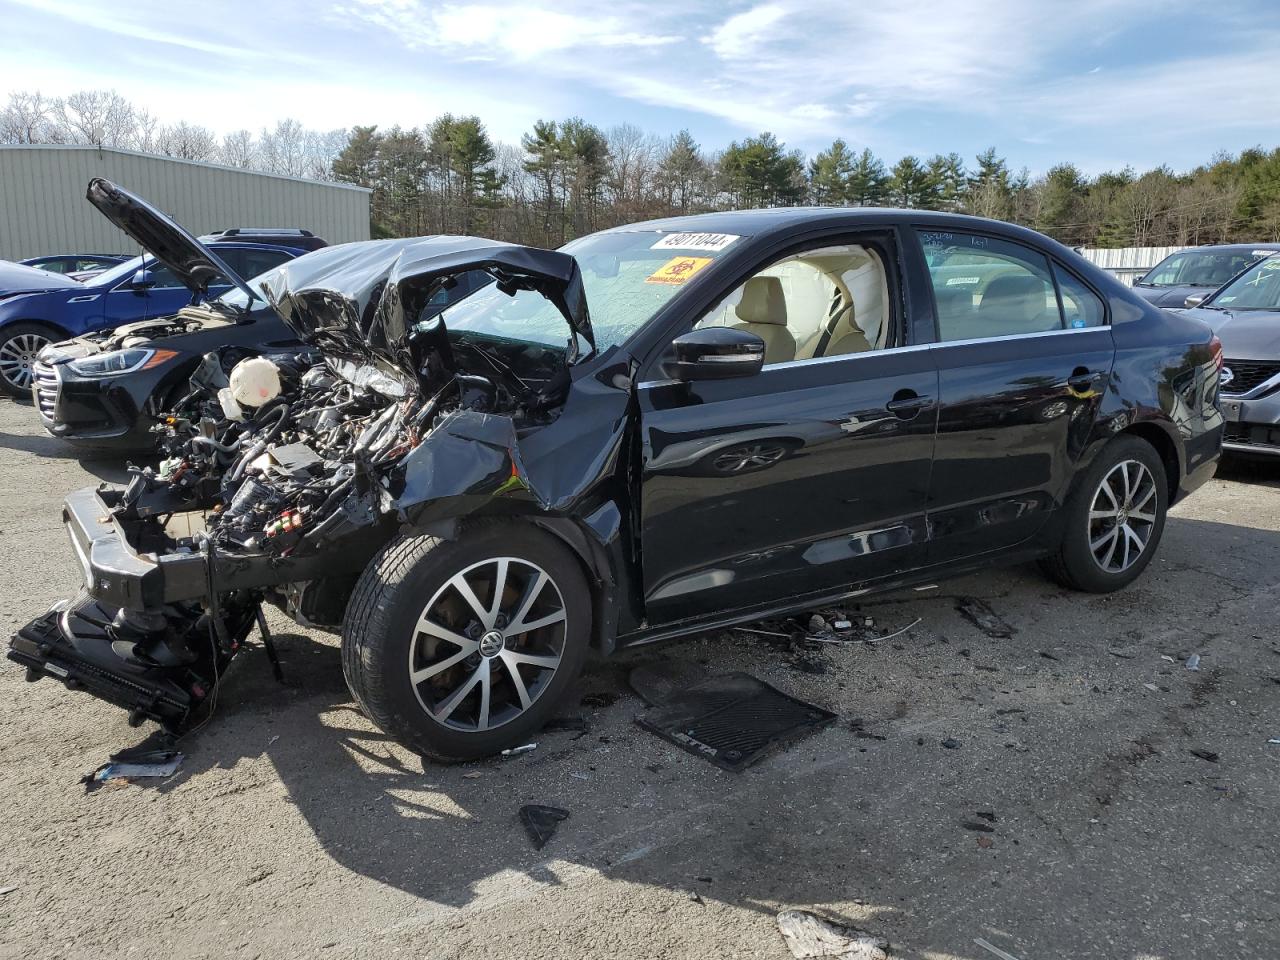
0,423,140,482
88,511,1280,960
1215,454,1280,488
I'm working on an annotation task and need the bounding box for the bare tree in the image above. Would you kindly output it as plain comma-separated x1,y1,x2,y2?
57,90,136,147
0,91,58,144
219,129,257,168
259,119,307,177
157,121,218,161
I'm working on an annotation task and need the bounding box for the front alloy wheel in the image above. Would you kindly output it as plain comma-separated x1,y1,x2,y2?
0,330,51,395
409,557,567,732
1088,459,1157,573
341,525,592,761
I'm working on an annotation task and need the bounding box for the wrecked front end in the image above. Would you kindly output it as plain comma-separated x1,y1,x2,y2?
10,235,622,735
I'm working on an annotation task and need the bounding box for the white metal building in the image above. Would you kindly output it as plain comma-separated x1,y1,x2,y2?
0,145,371,260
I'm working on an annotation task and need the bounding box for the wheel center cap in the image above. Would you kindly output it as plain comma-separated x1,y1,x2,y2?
478,630,505,658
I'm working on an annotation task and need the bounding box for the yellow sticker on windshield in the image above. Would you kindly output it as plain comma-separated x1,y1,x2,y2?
646,256,713,285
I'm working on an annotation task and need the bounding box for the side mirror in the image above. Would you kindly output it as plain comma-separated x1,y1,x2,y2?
663,327,765,381
1184,293,1208,309
130,268,156,291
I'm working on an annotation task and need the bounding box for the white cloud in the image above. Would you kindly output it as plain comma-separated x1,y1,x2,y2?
704,4,786,59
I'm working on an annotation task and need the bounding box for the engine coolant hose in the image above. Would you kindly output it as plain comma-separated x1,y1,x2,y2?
227,403,290,483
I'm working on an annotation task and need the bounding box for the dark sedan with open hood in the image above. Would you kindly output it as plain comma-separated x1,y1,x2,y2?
11,196,1223,761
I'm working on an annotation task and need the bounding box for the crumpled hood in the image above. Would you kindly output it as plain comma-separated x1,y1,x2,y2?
1181,305,1280,357
255,235,594,385
0,260,81,297
85,178,255,302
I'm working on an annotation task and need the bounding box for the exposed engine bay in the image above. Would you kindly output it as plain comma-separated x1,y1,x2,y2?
10,237,590,733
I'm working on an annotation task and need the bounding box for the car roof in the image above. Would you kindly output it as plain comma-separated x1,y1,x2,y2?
597,206,1080,258
1172,243,1280,254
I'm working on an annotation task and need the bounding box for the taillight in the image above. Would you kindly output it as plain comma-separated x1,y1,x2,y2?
1209,334,1223,370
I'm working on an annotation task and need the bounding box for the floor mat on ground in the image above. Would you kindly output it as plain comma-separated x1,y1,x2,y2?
635,672,836,772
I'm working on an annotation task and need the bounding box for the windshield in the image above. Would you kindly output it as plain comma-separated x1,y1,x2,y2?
91,255,146,287
1139,249,1265,288
1207,256,1280,311
435,230,742,354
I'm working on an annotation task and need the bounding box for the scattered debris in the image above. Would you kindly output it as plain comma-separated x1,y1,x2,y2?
941,738,961,750
461,771,484,779
1268,739,1280,746
1161,655,1176,663
0,885,16,896
974,937,1024,960
733,626,793,640
1185,654,1201,671
688,891,704,905
1189,749,1219,763
518,805,570,850
580,691,620,709
955,597,1015,639
83,750,184,793
636,672,836,772
976,835,994,849
961,820,995,833
1038,650,1060,662
777,910,889,960
1143,683,1159,692
833,620,852,631
570,772,590,780
501,743,538,758
808,615,828,632
862,616,875,629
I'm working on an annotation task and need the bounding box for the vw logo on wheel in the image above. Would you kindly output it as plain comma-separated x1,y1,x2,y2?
1219,366,1234,387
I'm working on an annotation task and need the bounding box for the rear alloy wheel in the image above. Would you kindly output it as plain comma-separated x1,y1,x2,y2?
1087,460,1158,574
1039,435,1168,593
342,524,591,761
0,324,56,399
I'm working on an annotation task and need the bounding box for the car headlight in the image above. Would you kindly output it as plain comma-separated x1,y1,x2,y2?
68,348,177,377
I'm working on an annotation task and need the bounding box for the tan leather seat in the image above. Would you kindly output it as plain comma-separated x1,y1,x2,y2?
731,276,795,364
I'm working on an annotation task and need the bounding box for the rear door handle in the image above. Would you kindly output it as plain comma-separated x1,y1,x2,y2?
885,394,933,418
1068,370,1105,390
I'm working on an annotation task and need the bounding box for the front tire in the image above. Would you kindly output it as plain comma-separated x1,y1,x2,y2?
1040,435,1168,592
0,322,59,399
341,523,592,761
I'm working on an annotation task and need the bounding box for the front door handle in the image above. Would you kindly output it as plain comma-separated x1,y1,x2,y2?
886,392,933,419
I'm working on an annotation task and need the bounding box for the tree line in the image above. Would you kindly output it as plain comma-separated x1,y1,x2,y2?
5,88,1280,249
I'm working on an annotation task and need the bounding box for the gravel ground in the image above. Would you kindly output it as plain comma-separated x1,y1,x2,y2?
0,397,1277,960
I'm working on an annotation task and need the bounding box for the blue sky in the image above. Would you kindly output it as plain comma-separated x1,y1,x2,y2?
3,0,1280,175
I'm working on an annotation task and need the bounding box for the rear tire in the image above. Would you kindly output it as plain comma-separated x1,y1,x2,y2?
0,322,59,399
1039,435,1168,593
341,522,592,761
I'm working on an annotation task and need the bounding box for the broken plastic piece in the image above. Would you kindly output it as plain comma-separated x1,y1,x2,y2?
519,804,569,850
84,752,183,792
832,620,852,631
501,742,537,757
974,938,1024,960
776,910,889,960
1185,653,1201,671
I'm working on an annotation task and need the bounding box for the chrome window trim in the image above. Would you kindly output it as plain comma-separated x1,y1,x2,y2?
929,325,1106,349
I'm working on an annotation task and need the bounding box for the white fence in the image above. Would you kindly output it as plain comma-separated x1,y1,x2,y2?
1077,246,1182,286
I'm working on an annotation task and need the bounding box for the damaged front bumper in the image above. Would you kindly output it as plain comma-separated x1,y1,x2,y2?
9,483,378,729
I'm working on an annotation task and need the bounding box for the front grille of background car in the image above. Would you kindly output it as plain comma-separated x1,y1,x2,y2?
1224,421,1280,449
1221,359,1280,396
32,364,58,420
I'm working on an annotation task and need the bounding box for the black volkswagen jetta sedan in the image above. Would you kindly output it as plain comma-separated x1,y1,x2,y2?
11,184,1224,761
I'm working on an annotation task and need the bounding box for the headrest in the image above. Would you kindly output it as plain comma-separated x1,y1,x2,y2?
735,276,787,326
981,274,1044,312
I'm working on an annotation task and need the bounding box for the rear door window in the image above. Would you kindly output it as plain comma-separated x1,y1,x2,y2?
919,231,1062,342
